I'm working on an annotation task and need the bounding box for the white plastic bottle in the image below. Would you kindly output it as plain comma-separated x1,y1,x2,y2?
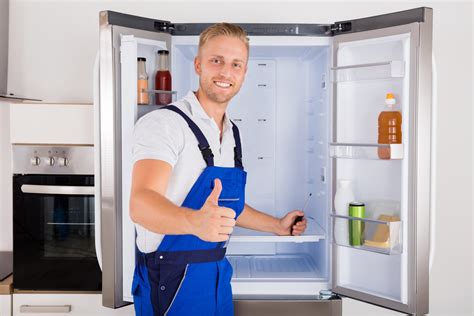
334,179,355,245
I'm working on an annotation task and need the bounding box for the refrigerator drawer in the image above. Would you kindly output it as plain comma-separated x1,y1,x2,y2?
234,299,342,316
13,294,135,316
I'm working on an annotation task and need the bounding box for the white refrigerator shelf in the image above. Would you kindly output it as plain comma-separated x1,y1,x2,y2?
230,223,326,243
330,60,405,82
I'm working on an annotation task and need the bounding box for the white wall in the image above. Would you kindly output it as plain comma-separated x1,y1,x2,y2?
0,102,12,251
4,1,473,315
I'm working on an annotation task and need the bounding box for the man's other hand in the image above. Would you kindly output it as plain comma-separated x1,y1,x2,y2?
277,210,308,236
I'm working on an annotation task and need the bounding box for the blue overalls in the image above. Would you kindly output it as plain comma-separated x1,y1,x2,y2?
132,105,246,316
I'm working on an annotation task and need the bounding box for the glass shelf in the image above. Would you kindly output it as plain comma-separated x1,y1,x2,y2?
230,220,325,243
329,143,403,160
331,214,402,255
331,61,405,82
136,89,178,109
143,89,178,95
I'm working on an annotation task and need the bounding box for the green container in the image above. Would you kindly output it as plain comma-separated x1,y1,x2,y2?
349,202,365,246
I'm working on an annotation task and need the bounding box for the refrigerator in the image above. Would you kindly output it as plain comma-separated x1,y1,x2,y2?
94,7,433,316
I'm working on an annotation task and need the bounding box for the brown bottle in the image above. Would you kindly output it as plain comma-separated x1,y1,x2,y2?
378,93,402,159
155,50,172,105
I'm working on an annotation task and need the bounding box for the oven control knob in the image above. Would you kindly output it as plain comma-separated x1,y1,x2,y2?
48,157,55,166
30,156,41,166
58,157,69,167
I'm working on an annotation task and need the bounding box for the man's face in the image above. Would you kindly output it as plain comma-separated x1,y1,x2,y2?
194,35,248,105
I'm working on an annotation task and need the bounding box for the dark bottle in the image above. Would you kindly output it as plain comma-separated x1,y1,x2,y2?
155,50,172,105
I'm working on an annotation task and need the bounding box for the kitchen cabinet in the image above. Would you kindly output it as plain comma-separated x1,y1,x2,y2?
10,103,93,145
0,295,12,316
0,274,13,316
13,294,134,316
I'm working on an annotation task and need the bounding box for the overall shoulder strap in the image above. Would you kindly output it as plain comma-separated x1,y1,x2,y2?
230,121,244,169
162,105,214,167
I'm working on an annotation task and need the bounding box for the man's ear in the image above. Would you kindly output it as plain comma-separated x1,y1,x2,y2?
194,56,201,75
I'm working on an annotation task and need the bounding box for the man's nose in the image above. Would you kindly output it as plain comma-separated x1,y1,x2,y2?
219,63,232,77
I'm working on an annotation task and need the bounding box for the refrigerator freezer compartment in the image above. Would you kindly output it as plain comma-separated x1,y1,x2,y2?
234,299,342,316
330,61,405,82
228,254,324,280
329,143,403,160
331,214,402,255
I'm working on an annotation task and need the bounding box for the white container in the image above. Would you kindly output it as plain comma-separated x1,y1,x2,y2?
334,179,355,245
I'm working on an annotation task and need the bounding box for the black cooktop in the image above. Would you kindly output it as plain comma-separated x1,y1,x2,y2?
0,252,13,281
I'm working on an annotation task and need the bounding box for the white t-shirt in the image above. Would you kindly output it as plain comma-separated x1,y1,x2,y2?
132,91,238,253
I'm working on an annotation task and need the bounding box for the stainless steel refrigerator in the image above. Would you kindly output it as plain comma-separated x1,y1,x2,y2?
95,7,433,315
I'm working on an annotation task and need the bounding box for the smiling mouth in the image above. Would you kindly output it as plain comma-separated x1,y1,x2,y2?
214,81,233,88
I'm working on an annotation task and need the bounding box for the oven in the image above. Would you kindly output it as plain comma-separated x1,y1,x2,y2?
13,145,101,291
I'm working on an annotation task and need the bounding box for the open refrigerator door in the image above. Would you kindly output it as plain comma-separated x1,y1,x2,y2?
98,10,173,307
330,8,432,315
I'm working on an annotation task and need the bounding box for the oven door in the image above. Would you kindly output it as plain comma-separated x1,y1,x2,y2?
13,174,101,291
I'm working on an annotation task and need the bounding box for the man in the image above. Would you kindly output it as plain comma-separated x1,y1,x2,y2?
129,23,308,316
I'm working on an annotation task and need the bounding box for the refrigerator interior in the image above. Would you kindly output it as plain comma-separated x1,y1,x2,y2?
120,35,333,299
119,31,412,303
332,33,411,304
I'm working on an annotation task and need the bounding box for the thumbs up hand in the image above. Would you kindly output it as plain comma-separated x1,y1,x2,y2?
206,178,223,206
188,179,237,242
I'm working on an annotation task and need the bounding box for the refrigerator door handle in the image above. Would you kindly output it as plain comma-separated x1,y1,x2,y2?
93,51,103,270
429,53,437,272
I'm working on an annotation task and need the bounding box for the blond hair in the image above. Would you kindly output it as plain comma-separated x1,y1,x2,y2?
199,23,249,54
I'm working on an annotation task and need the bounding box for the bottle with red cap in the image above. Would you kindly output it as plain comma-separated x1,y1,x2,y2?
377,93,402,159
154,50,172,105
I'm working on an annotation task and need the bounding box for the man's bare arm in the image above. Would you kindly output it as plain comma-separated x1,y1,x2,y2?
129,159,195,235
129,159,236,242
236,203,307,236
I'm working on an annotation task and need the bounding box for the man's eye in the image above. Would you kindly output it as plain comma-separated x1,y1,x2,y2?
233,63,242,68
211,59,221,64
